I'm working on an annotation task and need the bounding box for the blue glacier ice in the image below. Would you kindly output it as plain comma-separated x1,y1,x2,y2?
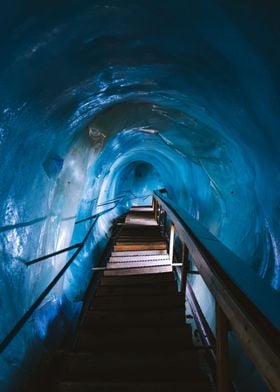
0,0,279,390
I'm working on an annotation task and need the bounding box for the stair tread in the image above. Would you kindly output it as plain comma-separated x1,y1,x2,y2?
130,206,154,211
61,366,206,383
109,255,170,262
117,235,163,239
104,265,172,276
116,239,165,243
62,350,201,379
75,326,192,348
82,308,185,327
58,381,211,392
75,326,193,352
106,260,171,269
100,272,175,286
114,244,167,251
95,283,177,296
90,294,183,310
111,250,167,257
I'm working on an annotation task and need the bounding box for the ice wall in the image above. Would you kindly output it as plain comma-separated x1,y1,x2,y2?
0,0,279,390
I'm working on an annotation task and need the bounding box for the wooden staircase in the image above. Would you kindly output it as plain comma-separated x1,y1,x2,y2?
55,206,212,391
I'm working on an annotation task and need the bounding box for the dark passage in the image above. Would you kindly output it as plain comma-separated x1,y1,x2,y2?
48,206,212,391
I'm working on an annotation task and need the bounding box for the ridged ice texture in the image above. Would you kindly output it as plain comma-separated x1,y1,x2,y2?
0,1,279,390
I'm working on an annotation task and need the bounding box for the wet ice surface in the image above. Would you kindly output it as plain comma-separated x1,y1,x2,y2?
0,1,280,390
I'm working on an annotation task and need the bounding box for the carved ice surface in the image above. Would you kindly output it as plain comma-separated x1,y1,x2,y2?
0,1,279,390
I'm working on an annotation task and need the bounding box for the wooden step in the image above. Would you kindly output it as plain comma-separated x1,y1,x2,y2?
100,272,174,286
109,254,170,263
119,228,163,238
118,232,162,237
106,260,171,269
113,244,166,251
82,308,185,327
60,368,206,384
58,380,211,392
115,240,165,245
95,282,177,296
103,265,172,276
111,250,167,257
119,226,161,231
119,224,161,231
130,206,153,212
90,294,183,311
74,326,193,352
119,228,162,234
115,241,166,246
124,221,157,226
118,228,161,233
126,211,154,216
62,350,200,380
119,227,160,231
116,237,164,242
125,215,155,220
125,214,155,220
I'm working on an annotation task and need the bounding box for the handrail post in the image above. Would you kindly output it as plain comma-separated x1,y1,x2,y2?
162,209,167,237
156,204,160,224
181,243,189,298
216,304,231,392
154,200,158,221
158,205,162,226
169,223,175,263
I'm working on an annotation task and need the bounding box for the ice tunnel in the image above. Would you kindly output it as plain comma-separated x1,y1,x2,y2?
0,0,280,391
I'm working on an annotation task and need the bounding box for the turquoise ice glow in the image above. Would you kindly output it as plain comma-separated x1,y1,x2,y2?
0,1,279,390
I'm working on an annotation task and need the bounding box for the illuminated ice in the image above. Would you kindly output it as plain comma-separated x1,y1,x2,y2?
0,1,279,391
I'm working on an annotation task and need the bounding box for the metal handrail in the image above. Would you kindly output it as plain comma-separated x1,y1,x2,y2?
153,190,280,392
0,192,150,354
23,204,119,267
24,243,82,267
20,193,152,267
0,191,149,234
24,194,152,266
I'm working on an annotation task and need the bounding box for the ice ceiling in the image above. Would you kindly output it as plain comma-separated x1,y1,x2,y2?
0,0,280,389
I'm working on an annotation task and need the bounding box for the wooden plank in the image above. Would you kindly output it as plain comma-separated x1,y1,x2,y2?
90,294,183,311
119,230,162,235
116,239,165,243
62,350,200,381
114,243,167,251
126,212,154,218
130,207,153,212
116,237,163,242
111,250,167,257
103,265,172,276
181,244,189,297
95,282,177,296
120,226,161,231
100,272,174,286
216,304,230,392
109,255,170,263
124,220,157,225
75,326,193,352
169,224,175,263
82,308,185,327
106,260,171,269
58,380,211,392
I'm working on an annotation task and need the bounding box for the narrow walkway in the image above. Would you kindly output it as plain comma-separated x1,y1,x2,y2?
56,206,211,391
